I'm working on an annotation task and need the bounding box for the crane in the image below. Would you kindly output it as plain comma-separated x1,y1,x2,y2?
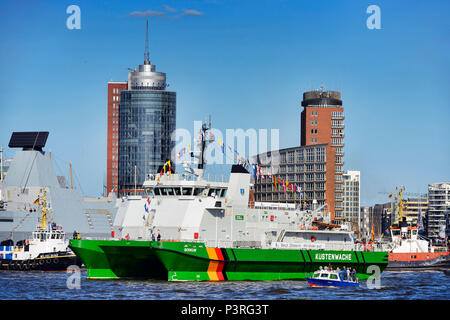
378,186,427,224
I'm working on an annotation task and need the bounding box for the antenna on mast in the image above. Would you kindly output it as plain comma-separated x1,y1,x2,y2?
144,19,150,64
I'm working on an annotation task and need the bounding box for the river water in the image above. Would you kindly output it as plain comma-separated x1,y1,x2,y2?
0,269,448,300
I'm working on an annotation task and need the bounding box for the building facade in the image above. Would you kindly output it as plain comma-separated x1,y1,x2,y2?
253,144,333,218
252,87,344,222
300,88,344,217
107,82,128,195
342,170,360,234
402,197,428,224
427,182,450,245
106,22,176,196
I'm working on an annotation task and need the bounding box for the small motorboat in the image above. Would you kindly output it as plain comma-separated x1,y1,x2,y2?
306,268,360,287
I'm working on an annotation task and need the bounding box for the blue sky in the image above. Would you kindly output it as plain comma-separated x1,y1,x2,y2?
0,0,449,205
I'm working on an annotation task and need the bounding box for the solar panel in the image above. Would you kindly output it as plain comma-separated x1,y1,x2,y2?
8,132,49,150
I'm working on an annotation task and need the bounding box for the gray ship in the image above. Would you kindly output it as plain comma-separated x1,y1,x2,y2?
0,132,118,242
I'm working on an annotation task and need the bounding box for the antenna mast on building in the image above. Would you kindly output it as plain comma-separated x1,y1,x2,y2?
144,20,150,64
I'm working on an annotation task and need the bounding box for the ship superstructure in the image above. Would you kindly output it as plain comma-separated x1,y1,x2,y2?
0,132,118,242
70,121,389,281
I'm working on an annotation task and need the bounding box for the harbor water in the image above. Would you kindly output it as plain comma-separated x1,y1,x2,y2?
0,269,448,300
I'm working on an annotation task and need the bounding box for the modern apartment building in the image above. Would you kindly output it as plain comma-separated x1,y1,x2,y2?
253,144,333,218
427,182,450,245
342,170,360,233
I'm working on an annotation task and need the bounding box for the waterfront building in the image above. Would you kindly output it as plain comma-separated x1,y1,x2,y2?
105,21,176,196
402,197,428,224
118,22,176,196
427,182,450,245
360,206,372,241
107,82,128,195
253,144,332,218
253,87,344,222
300,87,344,218
342,170,360,234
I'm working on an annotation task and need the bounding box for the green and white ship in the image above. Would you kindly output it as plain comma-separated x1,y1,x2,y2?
70,122,388,281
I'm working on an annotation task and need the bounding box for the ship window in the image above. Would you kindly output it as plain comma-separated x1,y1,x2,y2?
154,188,161,196
330,274,338,280
173,188,181,195
51,234,55,239
320,273,329,278
182,187,192,196
193,188,205,196
166,188,175,196
159,188,168,196
208,189,219,196
220,189,227,197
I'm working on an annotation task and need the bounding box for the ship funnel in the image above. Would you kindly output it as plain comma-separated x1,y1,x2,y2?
227,165,250,208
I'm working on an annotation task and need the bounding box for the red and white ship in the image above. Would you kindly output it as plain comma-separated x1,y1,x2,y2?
387,219,449,270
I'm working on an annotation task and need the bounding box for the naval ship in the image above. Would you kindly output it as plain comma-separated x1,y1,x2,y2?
70,122,389,281
0,132,118,243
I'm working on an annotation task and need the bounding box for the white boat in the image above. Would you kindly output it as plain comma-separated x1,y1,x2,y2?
0,189,81,271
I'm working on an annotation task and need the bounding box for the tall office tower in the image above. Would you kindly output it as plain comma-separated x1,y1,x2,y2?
300,87,344,220
118,21,176,195
427,182,450,245
342,170,360,233
107,82,128,195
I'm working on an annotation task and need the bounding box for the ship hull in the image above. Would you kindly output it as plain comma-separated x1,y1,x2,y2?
0,252,81,271
70,239,389,281
386,252,449,270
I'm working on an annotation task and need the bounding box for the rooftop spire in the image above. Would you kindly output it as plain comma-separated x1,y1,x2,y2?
144,20,150,64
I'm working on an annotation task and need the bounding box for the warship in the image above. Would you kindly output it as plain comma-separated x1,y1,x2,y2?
0,132,118,243
70,122,389,281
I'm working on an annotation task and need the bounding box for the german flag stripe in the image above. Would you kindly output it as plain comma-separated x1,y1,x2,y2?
206,247,226,281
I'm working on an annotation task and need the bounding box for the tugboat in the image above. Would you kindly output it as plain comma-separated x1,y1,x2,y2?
385,187,449,270
306,267,359,287
0,189,81,271
387,218,449,270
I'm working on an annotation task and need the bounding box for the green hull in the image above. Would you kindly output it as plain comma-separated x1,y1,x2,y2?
69,239,389,281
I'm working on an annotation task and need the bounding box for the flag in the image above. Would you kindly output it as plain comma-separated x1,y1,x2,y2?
33,198,39,204
388,194,392,199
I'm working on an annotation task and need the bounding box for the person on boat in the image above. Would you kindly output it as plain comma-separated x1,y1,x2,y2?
157,233,161,241
77,233,81,240
125,233,130,240
73,231,77,239
351,269,357,282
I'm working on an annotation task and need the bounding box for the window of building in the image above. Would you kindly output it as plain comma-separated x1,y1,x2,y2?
306,148,314,162
288,151,294,163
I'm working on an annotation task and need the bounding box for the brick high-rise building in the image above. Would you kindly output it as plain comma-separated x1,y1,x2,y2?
300,87,344,220
107,82,127,196
253,87,344,222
